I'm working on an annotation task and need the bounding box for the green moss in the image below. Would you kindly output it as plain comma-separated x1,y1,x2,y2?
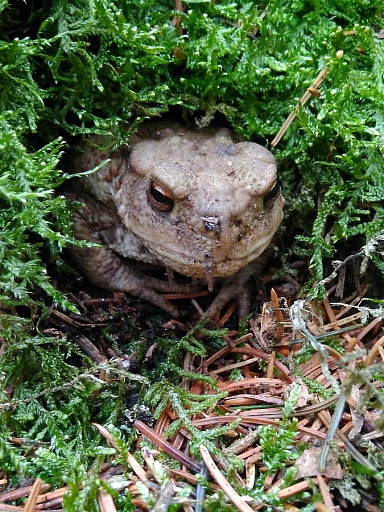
0,0,383,305
0,2,384,507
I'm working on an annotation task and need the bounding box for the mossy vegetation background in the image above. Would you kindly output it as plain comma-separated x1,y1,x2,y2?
1,0,384,510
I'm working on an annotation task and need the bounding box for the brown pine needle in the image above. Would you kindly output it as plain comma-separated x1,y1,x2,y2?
199,445,255,512
22,478,42,512
97,488,118,512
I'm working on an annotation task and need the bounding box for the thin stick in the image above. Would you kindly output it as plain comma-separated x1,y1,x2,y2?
270,51,343,147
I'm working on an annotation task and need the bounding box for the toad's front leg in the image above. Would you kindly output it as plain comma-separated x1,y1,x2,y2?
69,201,199,317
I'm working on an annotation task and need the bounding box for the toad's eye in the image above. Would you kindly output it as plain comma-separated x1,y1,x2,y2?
263,179,280,208
149,181,174,212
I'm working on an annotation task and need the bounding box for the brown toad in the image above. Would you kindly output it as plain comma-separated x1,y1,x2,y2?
64,122,284,318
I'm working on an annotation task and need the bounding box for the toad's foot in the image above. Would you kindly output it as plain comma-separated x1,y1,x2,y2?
203,252,272,322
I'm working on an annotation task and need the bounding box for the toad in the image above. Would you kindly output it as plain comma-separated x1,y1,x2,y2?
64,122,284,318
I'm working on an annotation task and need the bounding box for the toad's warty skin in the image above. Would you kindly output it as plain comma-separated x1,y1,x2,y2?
64,122,285,318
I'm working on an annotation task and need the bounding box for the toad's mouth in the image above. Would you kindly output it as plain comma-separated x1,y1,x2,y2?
146,232,274,282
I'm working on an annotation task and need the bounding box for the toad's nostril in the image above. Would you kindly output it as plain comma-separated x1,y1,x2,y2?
205,220,217,231
203,216,219,233
234,218,242,228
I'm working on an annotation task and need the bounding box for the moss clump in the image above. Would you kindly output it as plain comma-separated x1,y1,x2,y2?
0,0,383,305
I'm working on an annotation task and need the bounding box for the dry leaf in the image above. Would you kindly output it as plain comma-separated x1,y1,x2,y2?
294,447,344,479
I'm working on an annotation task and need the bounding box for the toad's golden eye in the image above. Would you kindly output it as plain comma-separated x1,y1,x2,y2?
263,179,280,208
149,181,174,212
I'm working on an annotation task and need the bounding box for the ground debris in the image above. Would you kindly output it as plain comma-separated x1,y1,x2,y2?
1,285,384,511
